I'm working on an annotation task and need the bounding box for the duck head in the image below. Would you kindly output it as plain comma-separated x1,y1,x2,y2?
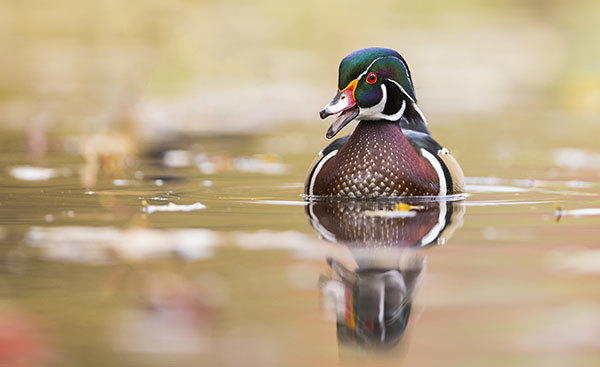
320,47,422,139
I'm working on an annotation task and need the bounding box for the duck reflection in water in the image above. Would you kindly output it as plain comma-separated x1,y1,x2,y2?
308,198,465,351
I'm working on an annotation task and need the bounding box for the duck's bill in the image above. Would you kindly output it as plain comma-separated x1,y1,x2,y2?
319,81,359,139
325,106,359,139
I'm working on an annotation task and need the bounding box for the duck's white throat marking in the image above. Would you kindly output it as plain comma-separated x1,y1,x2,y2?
357,84,406,122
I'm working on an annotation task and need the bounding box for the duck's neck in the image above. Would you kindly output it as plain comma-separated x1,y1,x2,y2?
348,120,409,146
344,120,416,157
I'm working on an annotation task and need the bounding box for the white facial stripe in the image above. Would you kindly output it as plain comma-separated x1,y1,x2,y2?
385,100,406,121
356,55,414,90
395,57,414,91
387,79,415,103
357,84,407,121
410,102,428,125
308,149,338,196
420,148,447,196
357,56,386,81
357,84,387,119
323,94,352,115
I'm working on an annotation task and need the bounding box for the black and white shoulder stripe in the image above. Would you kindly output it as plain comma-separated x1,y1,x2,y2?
402,129,455,196
304,135,350,196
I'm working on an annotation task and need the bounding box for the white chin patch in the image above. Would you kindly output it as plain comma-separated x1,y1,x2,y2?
323,98,350,115
357,84,406,122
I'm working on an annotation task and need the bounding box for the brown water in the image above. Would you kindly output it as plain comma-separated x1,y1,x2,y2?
1,115,600,367
2,0,600,365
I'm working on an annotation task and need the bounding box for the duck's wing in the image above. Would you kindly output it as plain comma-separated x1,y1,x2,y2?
403,129,465,195
304,135,350,196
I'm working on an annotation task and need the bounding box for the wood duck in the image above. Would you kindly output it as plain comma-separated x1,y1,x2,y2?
305,47,465,198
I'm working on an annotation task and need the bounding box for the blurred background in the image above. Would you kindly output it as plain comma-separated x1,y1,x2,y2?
1,0,600,366
2,0,600,180
2,0,599,135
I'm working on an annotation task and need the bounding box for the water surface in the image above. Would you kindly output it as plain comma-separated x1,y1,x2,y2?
1,126,600,367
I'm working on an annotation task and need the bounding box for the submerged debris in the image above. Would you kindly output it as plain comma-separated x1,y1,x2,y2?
395,202,424,211
363,202,424,218
555,203,600,222
112,179,131,186
163,150,194,168
142,202,206,214
26,227,219,263
9,166,58,181
24,227,331,264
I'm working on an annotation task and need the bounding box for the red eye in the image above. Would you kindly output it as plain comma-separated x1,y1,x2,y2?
366,72,377,84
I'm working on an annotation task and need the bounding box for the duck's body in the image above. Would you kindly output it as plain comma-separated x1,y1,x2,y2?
306,121,464,197
305,47,464,198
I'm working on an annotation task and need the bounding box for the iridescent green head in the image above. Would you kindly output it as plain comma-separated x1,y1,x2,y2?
320,47,426,138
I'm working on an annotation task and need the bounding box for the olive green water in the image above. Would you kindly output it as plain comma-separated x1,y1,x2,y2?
1,115,600,366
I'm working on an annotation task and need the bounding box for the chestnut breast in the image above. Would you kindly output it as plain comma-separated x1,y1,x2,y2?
312,122,439,198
